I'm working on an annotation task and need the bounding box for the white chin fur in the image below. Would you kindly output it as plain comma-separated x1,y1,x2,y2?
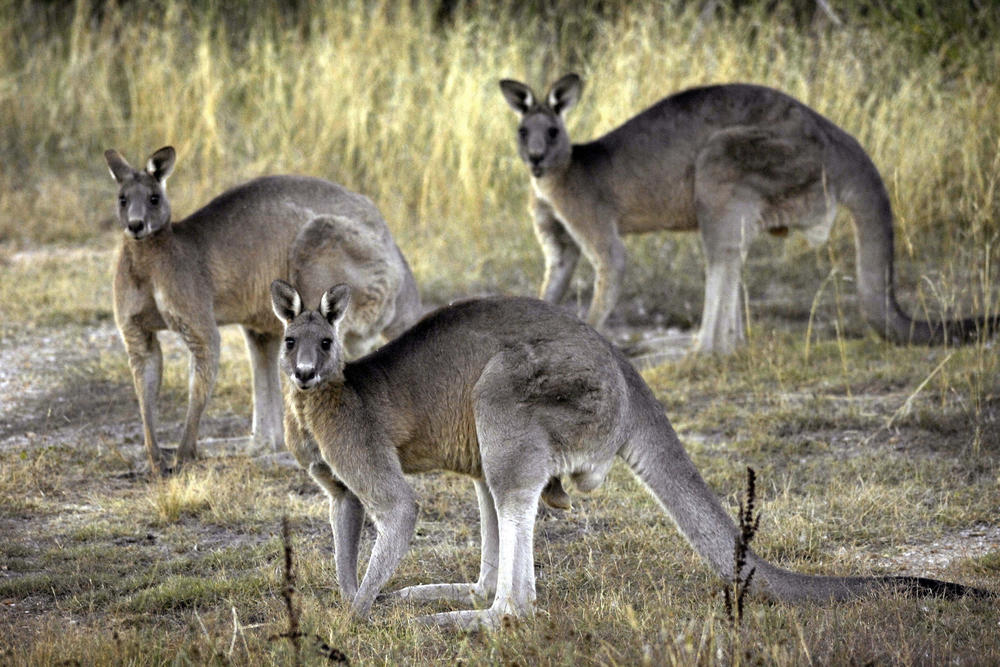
294,377,321,391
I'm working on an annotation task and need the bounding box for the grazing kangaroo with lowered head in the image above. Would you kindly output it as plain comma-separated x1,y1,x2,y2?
271,282,986,629
105,146,421,475
500,74,999,353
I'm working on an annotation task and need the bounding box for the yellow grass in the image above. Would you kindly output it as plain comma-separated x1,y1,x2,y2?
2,1,999,310
2,2,999,664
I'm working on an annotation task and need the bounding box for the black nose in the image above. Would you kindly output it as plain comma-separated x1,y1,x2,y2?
529,154,543,166
127,221,143,234
295,368,315,383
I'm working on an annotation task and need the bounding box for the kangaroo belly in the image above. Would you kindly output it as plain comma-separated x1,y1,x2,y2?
618,205,699,234
397,410,484,478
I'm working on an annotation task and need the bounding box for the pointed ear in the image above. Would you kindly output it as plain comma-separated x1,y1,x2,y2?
271,279,303,325
105,149,134,183
146,146,176,185
499,79,536,115
547,73,583,117
320,284,352,327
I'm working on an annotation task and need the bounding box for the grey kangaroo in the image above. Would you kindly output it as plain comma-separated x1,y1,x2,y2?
105,146,421,475
271,282,985,629
500,74,999,353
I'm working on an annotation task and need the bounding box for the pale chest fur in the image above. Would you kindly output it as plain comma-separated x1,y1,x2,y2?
290,384,354,453
531,176,567,216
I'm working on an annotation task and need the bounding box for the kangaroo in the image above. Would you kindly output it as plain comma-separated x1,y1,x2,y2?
271,282,986,629
105,146,421,475
499,74,999,353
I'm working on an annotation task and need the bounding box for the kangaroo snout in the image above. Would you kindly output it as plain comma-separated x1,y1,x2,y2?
126,220,145,237
294,366,317,385
529,155,545,176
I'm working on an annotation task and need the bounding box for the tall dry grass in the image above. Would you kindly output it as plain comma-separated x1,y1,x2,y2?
2,0,999,310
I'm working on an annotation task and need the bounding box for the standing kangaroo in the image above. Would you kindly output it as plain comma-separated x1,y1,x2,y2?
500,74,998,353
105,146,421,475
271,283,985,629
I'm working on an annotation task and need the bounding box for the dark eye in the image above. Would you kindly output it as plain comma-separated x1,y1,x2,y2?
149,194,160,206
547,127,559,141
119,195,127,208
518,127,528,139
284,338,295,350
320,338,332,351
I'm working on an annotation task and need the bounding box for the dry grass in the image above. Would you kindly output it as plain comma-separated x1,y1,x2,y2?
1,250,998,665
2,1,1000,664
3,1,1000,311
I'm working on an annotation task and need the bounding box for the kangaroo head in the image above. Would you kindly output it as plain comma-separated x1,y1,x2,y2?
499,73,582,178
104,146,175,240
271,279,352,391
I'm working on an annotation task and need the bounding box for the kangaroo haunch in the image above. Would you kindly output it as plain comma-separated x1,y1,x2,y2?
105,146,421,475
499,74,999,353
272,284,986,629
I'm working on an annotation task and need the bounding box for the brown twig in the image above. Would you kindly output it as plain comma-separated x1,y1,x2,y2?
268,516,350,664
724,467,760,628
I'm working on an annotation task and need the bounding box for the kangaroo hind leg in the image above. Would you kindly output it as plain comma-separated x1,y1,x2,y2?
291,215,402,359
242,328,284,453
694,125,827,353
394,479,499,606
695,197,759,354
418,395,550,629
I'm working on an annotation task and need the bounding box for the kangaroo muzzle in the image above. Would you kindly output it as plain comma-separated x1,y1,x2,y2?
293,364,320,389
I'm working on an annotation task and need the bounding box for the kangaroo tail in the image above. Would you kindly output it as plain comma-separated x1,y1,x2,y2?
618,407,991,602
839,142,999,346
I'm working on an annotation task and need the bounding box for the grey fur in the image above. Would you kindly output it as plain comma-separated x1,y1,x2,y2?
272,286,985,629
499,75,997,353
105,146,421,475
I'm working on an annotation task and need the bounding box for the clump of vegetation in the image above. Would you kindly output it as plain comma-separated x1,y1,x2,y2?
1,1,998,664
270,516,350,665
724,466,761,630
2,0,999,319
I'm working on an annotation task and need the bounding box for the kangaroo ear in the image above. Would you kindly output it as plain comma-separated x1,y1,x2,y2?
105,149,134,183
146,146,176,185
320,284,352,327
499,79,536,115
271,279,303,325
547,73,583,117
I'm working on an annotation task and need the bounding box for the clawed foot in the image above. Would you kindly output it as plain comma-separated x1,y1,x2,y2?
197,435,254,456
141,432,286,476
391,583,493,607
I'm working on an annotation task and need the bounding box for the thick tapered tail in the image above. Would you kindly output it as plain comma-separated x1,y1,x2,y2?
619,409,990,602
841,147,999,346
886,576,990,599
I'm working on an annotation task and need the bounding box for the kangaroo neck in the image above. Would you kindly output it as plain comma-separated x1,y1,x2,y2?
530,164,572,203
121,224,176,274
295,375,364,430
